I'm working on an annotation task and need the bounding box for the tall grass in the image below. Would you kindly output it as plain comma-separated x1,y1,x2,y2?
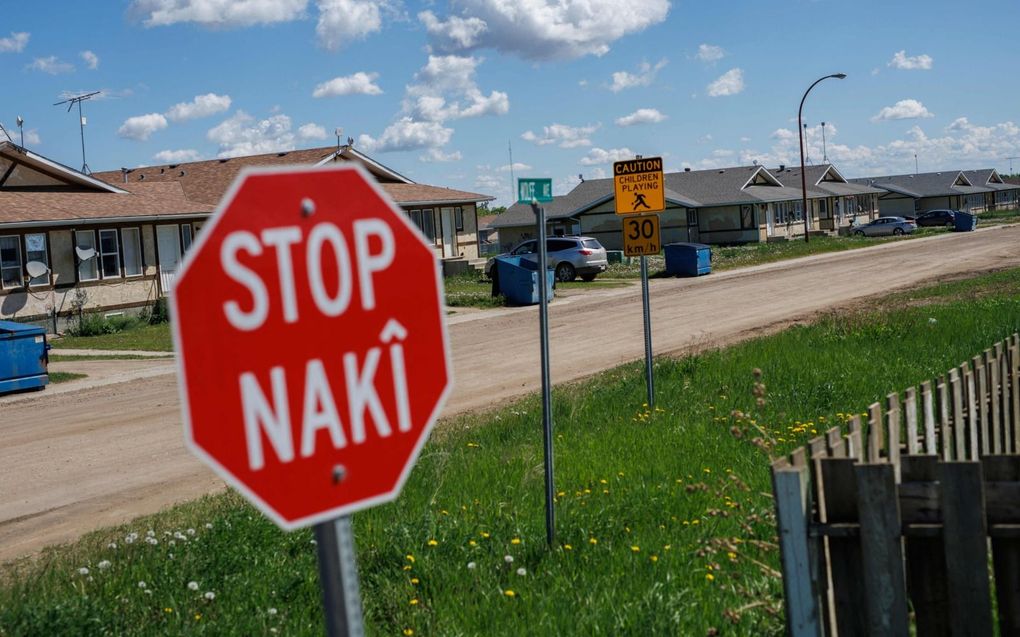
3,269,1020,636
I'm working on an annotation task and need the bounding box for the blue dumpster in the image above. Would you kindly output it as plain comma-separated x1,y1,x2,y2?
0,320,50,395
664,242,712,277
494,256,555,306
953,211,977,232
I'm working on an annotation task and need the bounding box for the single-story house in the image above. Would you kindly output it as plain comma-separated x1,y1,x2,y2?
490,164,876,250
960,169,1020,211
94,144,494,275
1,141,493,329
848,170,1010,216
770,164,883,233
0,140,213,330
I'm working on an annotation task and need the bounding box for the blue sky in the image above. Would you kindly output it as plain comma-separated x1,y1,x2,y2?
3,0,1019,206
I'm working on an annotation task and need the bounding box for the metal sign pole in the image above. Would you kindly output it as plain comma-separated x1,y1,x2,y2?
314,516,365,637
640,255,655,408
532,201,556,548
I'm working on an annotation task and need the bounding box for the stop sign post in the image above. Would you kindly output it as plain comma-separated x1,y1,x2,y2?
172,164,451,636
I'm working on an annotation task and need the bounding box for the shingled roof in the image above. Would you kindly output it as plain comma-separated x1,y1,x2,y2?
771,164,886,197
848,170,993,198
93,145,492,208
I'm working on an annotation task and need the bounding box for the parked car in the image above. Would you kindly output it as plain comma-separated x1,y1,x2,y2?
914,209,959,228
486,236,609,282
852,216,916,237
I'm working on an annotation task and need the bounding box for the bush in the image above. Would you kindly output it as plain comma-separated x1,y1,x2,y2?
67,312,118,337
147,298,170,325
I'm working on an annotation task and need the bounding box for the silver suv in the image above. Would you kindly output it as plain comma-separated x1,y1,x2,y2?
487,236,609,282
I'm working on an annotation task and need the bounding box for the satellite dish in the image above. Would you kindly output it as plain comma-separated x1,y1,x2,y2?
25,261,50,278
16,116,24,127
75,246,97,261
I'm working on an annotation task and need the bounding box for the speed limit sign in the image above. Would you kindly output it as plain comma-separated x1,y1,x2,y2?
622,214,661,257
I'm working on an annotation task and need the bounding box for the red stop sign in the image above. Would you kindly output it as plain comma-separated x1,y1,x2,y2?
172,165,451,530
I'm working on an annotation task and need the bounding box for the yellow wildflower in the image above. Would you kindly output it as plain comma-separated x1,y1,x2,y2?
706,573,715,581
650,555,658,563
589,537,597,545
410,578,420,585
631,546,640,553
504,590,516,598
563,544,573,551
403,630,415,636
409,599,419,606
427,539,438,547
406,554,415,563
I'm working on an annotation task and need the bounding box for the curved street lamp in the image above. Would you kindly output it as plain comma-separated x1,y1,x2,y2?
799,73,846,243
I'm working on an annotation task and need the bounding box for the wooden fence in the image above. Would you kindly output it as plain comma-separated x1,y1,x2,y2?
772,332,1020,636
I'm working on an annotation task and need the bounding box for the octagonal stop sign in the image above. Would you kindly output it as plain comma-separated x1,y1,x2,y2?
171,165,451,530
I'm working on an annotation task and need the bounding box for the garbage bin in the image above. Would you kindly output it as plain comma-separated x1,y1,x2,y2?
606,250,625,265
494,256,555,306
664,242,712,277
0,320,50,395
953,211,977,232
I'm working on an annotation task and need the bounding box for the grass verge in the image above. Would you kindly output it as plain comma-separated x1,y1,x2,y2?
47,371,87,384
3,268,1020,636
49,354,167,362
54,323,173,352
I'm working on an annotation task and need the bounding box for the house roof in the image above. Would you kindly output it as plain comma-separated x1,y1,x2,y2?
1,141,127,193
771,164,886,197
490,165,810,230
848,170,994,198
961,168,1016,191
0,181,214,227
93,145,493,209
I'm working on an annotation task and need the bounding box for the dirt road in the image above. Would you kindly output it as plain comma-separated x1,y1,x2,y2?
3,226,1019,562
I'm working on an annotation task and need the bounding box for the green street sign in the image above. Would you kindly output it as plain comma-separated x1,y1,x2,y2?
517,178,553,204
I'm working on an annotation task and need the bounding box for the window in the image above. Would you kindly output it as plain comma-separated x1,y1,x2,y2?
454,207,464,232
181,224,193,252
75,230,99,282
99,229,121,279
408,209,437,243
122,228,143,277
686,209,698,226
25,233,49,286
740,205,755,229
0,235,22,289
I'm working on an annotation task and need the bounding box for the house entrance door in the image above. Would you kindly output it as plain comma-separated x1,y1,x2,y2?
156,224,181,295
441,208,456,258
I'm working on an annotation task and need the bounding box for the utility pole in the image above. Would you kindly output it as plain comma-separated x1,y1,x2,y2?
821,122,827,163
53,91,100,174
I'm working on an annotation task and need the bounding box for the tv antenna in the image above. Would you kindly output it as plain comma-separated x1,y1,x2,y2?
53,90,100,174
16,116,24,147
1005,156,1020,174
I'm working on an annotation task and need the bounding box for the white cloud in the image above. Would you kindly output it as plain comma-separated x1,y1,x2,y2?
498,162,532,172
615,108,667,127
420,148,462,162
871,99,934,122
698,134,713,144
427,0,670,60
27,56,74,74
888,50,933,71
608,59,667,93
313,72,383,97
419,10,488,51
522,123,599,148
118,113,169,140
579,147,635,165
0,32,29,53
153,149,202,163
166,93,232,121
696,43,724,62
130,0,308,27
297,123,328,140
771,128,796,141
1,123,40,145
80,50,99,69
357,117,454,153
207,111,301,157
707,68,744,97
316,0,393,50
58,87,135,101
403,55,508,122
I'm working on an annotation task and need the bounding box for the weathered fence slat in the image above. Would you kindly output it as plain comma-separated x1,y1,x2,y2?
922,381,937,455
984,456,1020,636
977,357,990,458
964,365,981,459
772,464,823,637
868,403,883,463
905,387,919,455
901,456,950,637
855,463,910,636
820,458,867,637
826,427,845,459
939,462,994,637
1001,351,1013,455
938,378,952,461
1012,342,1020,453
847,416,863,460
887,393,902,481
950,369,966,461
992,351,1003,454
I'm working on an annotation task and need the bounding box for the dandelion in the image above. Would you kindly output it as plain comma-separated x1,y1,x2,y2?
480,532,490,539
107,542,117,550
146,530,155,538
146,537,159,546
650,555,658,563
427,539,438,547
410,577,420,585
468,540,477,547
405,554,415,563
504,590,516,598
164,607,173,614
138,581,147,589
188,581,199,591
589,537,598,545
194,613,202,621
510,538,521,545
403,630,415,636
563,544,573,551
664,544,672,551
204,592,216,601
409,599,419,606
205,523,213,529
97,560,111,570
504,555,514,563
402,565,412,571
78,567,90,576
125,534,137,545
727,551,738,560
631,546,640,553
268,607,278,615
706,573,715,581
516,567,527,576
467,562,477,570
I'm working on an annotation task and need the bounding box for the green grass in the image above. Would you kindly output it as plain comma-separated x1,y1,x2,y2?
443,271,629,309
980,207,1020,222
4,268,1020,636
49,354,166,362
47,371,87,384
55,323,173,352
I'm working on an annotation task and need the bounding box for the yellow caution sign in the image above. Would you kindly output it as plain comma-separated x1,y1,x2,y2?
622,214,661,257
614,157,664,215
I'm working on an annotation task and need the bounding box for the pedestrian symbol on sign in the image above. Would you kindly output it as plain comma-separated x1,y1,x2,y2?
632,193,650,211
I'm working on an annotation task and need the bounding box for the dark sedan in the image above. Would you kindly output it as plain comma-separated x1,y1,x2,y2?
914,209,958,227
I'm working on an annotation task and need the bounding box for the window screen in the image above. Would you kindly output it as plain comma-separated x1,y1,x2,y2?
99,229,121,279
25,233,49,286
75,231,98,282
122,228,143,277
0,236,22,289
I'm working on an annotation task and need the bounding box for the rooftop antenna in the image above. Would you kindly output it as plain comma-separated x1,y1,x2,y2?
16,116,24,147
54,91,100,173
1005,156,1020,174
914,153,919,175
821,121,828,163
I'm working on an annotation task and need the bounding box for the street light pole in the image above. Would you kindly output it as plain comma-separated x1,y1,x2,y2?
798,73,846,243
